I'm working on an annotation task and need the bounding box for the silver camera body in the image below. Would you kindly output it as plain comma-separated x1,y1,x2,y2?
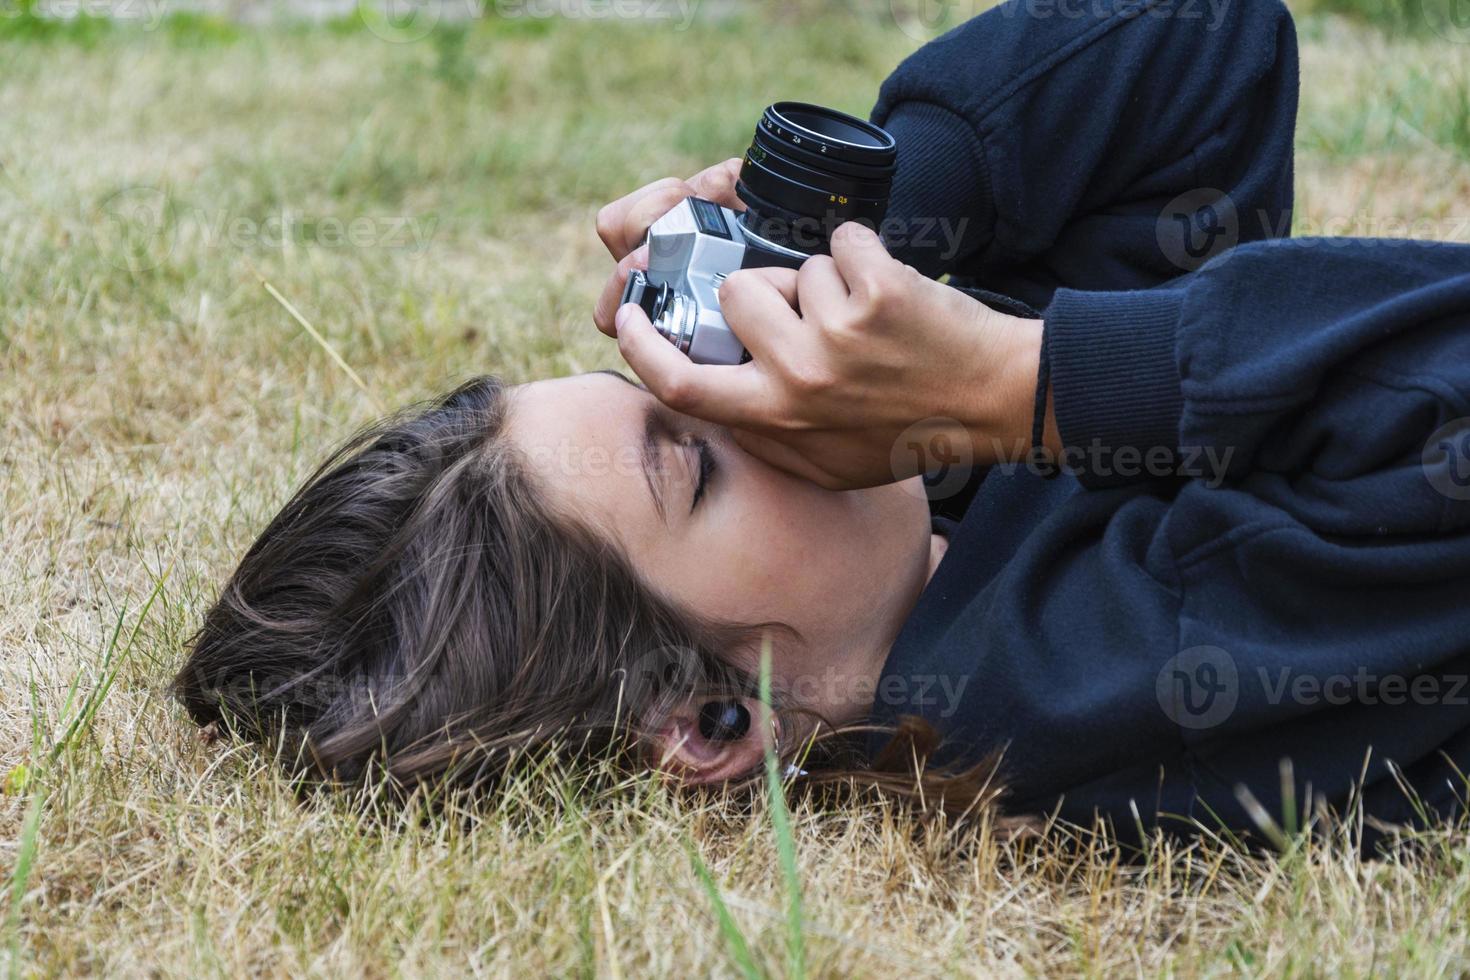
620,197,806,366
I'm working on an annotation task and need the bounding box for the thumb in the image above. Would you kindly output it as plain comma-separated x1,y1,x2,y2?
829,220,892,298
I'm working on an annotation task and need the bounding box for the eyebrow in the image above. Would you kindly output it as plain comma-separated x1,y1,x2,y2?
641,405,670,527
595,368,642,389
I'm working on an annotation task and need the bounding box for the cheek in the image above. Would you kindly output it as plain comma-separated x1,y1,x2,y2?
738,464,850,542
653,454,928,630
689,472,865,617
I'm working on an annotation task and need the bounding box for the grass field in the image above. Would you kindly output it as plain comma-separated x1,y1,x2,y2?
3,2,1470,975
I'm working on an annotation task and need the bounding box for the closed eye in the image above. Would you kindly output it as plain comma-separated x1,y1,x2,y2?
644,402,716,520
691,437,716,513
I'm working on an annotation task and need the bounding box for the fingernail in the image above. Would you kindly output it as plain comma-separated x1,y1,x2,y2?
615,304,635,332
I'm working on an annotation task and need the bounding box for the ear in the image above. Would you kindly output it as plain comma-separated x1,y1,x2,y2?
651,697,773,785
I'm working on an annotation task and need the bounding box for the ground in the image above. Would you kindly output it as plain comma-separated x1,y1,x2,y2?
2,2,1469,976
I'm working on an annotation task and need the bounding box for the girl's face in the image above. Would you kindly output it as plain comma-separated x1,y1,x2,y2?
505,371,941,724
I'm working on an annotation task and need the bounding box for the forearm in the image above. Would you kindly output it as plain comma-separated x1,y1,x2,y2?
952,304,1060,466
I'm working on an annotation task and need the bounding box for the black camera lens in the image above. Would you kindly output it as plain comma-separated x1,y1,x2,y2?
735,102,897,255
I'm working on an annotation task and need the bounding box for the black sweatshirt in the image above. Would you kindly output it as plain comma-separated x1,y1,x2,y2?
865,0,1470,845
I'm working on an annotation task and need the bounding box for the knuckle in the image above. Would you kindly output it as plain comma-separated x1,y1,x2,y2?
865,267,894,297
801,255,836,284
859,278,900,319
595,205,618,245
828,310,863,338
861,291,890,321
632,194,681,233
658,374,698,411
775,404,817,432
890,262,921,293
720,159,744,193
658,178,694,204
787,362,834,397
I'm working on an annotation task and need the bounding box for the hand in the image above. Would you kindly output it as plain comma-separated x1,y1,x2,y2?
593,158,745,336
614,221,1057,490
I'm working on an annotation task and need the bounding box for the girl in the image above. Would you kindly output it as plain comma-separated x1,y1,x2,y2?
177,0,1470,849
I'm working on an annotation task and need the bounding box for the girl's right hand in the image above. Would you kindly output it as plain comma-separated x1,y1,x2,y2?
593,158,745,337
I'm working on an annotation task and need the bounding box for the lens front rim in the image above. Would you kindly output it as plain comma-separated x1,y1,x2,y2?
762,102,897,171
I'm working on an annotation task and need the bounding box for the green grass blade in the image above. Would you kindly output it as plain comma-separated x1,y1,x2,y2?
686,843,764,980
5,784,47,980
49,570,169,764
759,643,806,980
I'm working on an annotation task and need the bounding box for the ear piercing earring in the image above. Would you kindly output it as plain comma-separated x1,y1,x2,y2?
697,701,751,742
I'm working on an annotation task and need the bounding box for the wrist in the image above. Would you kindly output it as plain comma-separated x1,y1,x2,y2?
955,304,1058,465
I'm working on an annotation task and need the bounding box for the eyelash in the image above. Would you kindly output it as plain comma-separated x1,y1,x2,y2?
651,404,717,513
691,437,716,511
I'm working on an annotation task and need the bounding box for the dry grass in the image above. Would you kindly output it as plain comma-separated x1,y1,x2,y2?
3,5,1470,977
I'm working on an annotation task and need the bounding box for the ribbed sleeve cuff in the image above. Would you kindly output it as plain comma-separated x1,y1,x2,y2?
1045,288,1185,489
872,101,994,278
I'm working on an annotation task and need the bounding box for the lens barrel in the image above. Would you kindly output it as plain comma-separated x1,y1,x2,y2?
735,102,897,255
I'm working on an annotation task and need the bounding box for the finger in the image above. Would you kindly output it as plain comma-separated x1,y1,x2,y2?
618,181,703,260
795,254,849,316
615,304,769,426
716,268,802,359
596,177,691,259
594,243,650,337
729,429,847,490
737,265,799,307
687,158,746,211
828,221,894,299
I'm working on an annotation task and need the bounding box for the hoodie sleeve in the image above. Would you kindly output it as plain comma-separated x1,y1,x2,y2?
872,0,1298,302
1045,237,1470,528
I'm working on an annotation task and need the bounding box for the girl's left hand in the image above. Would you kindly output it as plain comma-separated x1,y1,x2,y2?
614,221,1051,490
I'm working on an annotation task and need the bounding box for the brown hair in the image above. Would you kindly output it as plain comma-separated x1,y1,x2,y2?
174,376,1006,816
